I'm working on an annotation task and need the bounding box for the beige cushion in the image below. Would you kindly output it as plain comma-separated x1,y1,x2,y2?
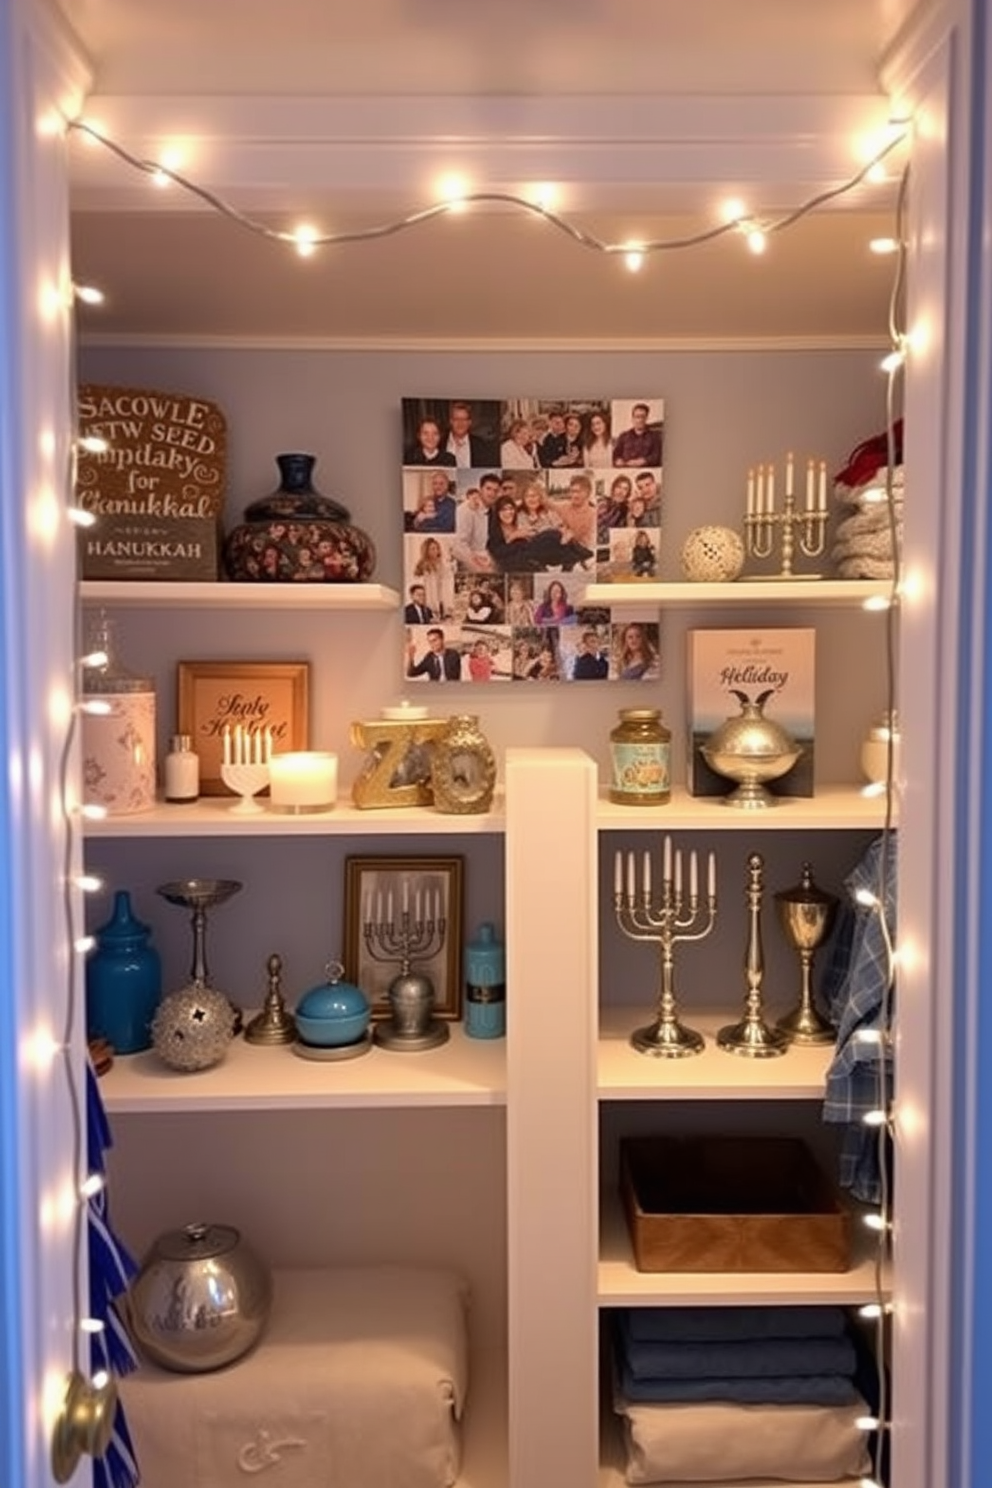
616,1396,871,1483
121,1266,470,1488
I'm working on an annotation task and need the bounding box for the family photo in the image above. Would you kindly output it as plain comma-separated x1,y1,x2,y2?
400,396,665,682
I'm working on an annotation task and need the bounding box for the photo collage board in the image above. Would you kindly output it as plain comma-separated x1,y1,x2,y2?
401,397,664,684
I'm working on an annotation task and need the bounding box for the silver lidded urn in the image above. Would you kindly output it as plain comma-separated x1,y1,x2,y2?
774,862,839,1044
701,688,802,807
127,1222,272,1373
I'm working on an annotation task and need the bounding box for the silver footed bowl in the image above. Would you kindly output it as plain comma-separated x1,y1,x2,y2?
156,878,243,910
701,688,802,808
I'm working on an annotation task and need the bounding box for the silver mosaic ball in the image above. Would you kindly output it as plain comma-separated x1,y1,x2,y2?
680,525,746,583
151,984,235,1072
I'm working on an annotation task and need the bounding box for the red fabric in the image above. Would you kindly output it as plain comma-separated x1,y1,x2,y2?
835,419,903,488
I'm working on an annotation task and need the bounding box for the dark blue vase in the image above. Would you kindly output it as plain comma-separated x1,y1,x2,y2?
86,890,162,1054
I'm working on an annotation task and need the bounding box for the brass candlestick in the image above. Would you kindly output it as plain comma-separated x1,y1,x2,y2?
718,852,788,1057
775,864,838,1044
244,952,297,1045
613,837,717,1057
743,452,829,579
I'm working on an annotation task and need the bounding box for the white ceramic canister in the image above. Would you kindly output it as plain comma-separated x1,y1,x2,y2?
82,621,157,814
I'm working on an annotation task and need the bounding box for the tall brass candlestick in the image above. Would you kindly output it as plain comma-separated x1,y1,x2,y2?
718,851,788,1057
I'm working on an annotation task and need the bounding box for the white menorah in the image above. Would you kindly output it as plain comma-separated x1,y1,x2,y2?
220,723,273,813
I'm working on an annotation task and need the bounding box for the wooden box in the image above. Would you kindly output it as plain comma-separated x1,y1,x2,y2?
620,1135,851,1273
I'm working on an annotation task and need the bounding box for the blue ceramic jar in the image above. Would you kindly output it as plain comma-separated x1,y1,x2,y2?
295,966,371,1047
86,890,162,1054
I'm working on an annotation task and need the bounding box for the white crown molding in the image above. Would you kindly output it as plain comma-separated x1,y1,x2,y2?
70,90,900,214
77,331,889,354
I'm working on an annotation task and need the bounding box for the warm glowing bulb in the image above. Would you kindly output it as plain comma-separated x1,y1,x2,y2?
869,237,899,255
79,699,112,717
150,168,171,189
624,248,646,273
855,887,880,908
863,1109,888,1127
527,182,559,211
865,162,889,185
855,1415,881,1432
292,224,319,257
880,348,905,373
860,781,888,798
75,873,104,893
863,1212,889,1233
746,228,767,255
74,935,96,955
862,593,892,611
68,506,97,528
80,649,109,670
80,1173,105,1199
23,1026,62,1074
74,282,105,305
81,1318,105,1335
80,803,108,821
856,1028,885,1045
721,197,746,223
78,436,108,457
91,1369,111,1391
436,173,470,211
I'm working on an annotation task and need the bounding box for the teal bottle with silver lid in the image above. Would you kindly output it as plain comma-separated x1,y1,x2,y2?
464,922,505,1040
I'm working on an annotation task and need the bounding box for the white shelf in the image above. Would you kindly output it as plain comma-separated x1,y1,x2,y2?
582,578,891,608
82,795,505,837
596,783,891,831
598,1008,833,1100
597,1189,889,1307
79,579,401,610
100,1021,506,1112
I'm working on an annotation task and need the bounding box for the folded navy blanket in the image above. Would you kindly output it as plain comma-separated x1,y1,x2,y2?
618,1321,857,1382
617,1362,862,1407
621,1305,848,1344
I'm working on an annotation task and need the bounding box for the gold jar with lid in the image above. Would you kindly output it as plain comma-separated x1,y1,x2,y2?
609,708,671,805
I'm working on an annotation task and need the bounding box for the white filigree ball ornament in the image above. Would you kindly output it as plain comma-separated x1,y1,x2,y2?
151,984,236,1072
680,525,746,583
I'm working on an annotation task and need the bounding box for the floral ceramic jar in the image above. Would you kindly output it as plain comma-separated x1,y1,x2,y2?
223,453,376,583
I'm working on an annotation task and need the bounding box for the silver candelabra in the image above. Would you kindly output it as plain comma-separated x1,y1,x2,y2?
744,452,829,579
613,837,717,1057
363,882,449,1049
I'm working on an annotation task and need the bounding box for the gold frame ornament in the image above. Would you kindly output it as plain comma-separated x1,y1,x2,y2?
430,713,497,814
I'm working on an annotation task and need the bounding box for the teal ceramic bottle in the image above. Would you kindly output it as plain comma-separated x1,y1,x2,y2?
86,890,163,1054
464,922,506,1040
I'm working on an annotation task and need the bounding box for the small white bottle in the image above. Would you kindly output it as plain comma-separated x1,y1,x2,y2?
164,734,200,803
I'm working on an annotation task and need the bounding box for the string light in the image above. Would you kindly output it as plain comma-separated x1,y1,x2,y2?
67,506,97,528
65,116,910,268
73,284,105,305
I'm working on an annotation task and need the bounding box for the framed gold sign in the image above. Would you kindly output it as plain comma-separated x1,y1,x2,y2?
177,660,309,795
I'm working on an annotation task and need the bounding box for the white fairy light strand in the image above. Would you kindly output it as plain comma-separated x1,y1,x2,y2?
66,117,911,261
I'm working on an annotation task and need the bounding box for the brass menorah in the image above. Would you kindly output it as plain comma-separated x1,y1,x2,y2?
744,451,829,579
613,838,717,1057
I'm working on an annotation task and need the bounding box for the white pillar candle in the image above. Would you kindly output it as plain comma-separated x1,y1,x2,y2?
756,464,765,516
674,851,682,898
708,852,717,898
690,851,698,900
642,850,651,898
222,724,232,765
766,465,775,513
387,890,394,924
381,699,430,721
614,850,623,896
818,460,828,512
402,878,410,914
415,888,422,924
746,468,754,519
663,835,672,883
785,450,794,499
627,851,635,902
806,458,815,512
268,750,338,812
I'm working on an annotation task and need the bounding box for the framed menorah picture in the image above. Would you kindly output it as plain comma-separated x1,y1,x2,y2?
342,855,465,1019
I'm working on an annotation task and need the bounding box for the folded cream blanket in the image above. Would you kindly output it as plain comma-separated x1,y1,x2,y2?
121,1265,470,1488
616,1397,871,1483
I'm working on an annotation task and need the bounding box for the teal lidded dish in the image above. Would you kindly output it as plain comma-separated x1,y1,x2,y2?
295,962,371,1046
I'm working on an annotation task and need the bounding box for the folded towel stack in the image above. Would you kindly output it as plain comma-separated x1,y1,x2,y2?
831,466,903,580
612,1306,873,1483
